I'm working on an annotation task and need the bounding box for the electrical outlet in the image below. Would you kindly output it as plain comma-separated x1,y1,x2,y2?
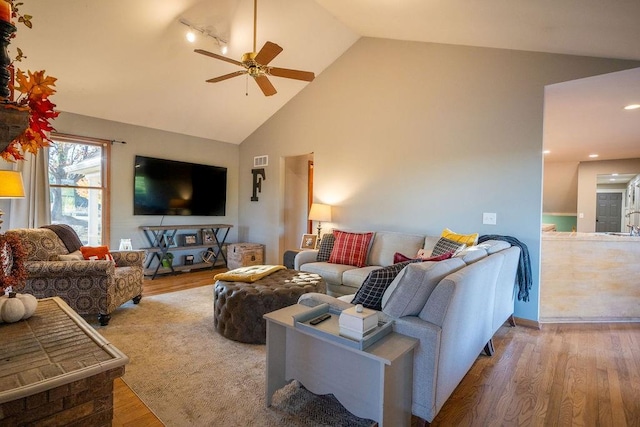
483,212,497,225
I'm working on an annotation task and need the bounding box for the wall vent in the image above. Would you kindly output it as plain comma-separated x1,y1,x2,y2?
254,155,268,167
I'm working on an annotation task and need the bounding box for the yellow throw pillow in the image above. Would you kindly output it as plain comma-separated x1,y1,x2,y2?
441,228,478,246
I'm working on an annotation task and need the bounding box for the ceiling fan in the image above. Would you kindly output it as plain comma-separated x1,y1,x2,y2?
195,0,315,96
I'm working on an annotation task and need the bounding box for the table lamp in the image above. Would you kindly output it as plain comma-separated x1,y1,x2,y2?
308,203,332,242
0,170,25,231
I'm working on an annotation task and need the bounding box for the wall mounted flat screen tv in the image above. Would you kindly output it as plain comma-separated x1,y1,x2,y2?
134,155,227,216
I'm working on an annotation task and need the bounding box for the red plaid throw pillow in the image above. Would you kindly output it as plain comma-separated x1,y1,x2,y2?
328,230,374,268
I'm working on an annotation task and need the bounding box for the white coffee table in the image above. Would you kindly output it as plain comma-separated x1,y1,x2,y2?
264,304,417,426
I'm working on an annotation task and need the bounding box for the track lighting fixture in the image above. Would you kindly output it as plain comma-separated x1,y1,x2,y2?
179,18,227,53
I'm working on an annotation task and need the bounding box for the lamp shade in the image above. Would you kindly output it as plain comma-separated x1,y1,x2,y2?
308,203,331,222
0,171,25,198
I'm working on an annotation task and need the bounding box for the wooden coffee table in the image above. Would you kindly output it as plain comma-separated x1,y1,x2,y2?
0,297,128,426
264,304,417,427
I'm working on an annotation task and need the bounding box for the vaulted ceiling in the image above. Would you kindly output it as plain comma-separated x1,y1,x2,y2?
13,0,640,160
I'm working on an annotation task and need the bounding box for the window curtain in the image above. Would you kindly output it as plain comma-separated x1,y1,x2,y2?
9,148,51,229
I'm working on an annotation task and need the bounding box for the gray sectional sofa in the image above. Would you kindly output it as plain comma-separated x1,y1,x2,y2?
295,231,441,296
297,231,521,423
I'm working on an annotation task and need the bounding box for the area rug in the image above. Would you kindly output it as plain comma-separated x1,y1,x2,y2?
94,285,374,426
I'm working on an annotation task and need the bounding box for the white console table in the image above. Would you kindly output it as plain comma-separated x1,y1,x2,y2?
264,304,417,426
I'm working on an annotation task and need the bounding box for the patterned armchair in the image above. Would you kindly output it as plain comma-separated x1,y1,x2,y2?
6,227,145,325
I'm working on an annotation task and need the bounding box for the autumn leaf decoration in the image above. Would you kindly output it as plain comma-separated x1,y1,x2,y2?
1,1,59,162
1,70,59,161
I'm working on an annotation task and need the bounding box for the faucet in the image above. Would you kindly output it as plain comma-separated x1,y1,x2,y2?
627,224,640,236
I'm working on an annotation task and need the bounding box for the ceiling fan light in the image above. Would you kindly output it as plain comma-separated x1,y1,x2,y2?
186,30,196,43
624,104,640,110
221,45,228,55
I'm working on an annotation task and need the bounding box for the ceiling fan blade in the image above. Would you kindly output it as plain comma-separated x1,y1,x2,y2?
195,49,243,67
206,70,246,83
268,67,315,82
254,75,277,96
254,41,283,66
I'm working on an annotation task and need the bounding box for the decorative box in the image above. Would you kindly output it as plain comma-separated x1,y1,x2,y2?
227,243,265,270
339,305,379,340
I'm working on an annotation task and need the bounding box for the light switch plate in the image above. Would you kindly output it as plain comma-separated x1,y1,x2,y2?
483,212,497,225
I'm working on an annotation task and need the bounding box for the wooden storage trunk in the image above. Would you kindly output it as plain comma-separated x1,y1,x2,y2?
227,243,265,270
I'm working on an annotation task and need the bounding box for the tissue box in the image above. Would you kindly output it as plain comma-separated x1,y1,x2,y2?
339,306,378,340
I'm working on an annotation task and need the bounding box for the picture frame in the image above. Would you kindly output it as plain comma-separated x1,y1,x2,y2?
202,230,215,244
300,234,318,250
162,235,177,248
181,233,198,246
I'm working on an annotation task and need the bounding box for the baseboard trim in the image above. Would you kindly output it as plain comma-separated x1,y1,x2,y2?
540,317,640,324
513,316,541,330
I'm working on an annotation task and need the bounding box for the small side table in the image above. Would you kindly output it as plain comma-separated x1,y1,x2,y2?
283,249,302,269
264,304,417,426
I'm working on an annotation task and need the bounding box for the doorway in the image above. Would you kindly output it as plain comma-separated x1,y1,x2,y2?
541,68,640,322
282,153,314,254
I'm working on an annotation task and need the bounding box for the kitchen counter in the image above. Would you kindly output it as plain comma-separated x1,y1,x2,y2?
541,232,640,322
542,231,640,241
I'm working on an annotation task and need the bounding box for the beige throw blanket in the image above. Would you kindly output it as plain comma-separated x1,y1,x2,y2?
214,265,286,283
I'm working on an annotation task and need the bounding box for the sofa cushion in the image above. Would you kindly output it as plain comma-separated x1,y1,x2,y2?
441,228,479,246
455,246,489,264
431,237,466,257
342,266,380,288
58,250,84,261
477,239,511,254
381,252,454,308
299,262,356,286
367,231,425,267
6,228,69,261
382,257,466,318
316,233,335,262
329,230,374,268
351,261,414,310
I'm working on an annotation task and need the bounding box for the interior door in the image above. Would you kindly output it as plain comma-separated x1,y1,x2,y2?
595,193,622,232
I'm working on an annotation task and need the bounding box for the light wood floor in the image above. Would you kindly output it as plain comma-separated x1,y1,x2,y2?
112,270,640,426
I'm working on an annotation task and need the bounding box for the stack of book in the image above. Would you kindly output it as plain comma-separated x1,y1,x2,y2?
339,305,379,340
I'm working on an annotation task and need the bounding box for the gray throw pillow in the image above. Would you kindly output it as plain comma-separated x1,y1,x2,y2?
316,233,335,262
382,258,466,318
351,261,415,310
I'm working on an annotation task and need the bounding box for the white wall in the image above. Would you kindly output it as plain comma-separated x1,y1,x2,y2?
43,112,240,249
237,38,640,321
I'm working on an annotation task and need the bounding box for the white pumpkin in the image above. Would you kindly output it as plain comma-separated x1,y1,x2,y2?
16,293,38,319
0,292,26,323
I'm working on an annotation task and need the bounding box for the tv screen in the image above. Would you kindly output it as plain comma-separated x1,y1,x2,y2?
134,155,227,216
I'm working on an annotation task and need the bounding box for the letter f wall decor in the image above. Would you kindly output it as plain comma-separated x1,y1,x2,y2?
251,168,266,201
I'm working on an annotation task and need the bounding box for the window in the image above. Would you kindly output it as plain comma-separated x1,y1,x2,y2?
48,134,110,245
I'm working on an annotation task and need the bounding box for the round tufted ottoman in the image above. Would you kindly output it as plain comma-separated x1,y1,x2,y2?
214,269,325,344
